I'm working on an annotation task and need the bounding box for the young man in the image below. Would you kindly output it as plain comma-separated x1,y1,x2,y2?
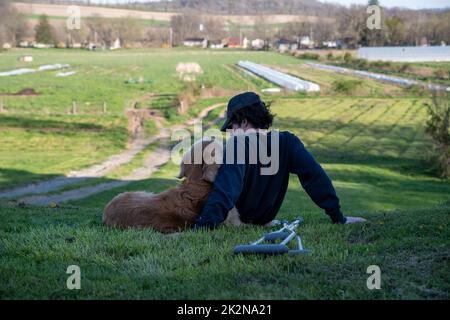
194,92,366,229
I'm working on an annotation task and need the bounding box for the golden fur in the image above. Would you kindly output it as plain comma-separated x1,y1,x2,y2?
102,139,231,233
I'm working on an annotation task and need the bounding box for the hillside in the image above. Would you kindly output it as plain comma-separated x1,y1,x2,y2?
14,0,340,15
0,199,448,299
12,1,328,26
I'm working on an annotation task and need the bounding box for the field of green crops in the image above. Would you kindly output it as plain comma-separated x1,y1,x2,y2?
0,48,449,299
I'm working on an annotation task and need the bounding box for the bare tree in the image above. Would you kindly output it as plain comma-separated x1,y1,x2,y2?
254,15,274,41
0,0,29,46
114,17,144,47
170,13,202,45
385,16,406,46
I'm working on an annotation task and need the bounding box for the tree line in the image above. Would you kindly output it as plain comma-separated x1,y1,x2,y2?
1,0,449,48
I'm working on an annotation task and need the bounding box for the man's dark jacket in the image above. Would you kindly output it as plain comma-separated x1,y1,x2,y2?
195,130,346,228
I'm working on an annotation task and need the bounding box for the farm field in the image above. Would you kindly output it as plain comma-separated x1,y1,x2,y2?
12,1,325,27
0,48,295,189
333,60,450,86
0,48,449,299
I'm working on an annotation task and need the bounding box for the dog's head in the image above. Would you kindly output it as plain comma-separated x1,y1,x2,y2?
177,138,222,183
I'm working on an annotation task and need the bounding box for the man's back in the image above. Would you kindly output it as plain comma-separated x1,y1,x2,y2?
195,130,346,228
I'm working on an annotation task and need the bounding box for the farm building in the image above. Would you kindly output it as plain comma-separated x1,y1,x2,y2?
18,39,35,48
276,38,298,52
209,40,226,49
110,38,121,50
322,40,338,48
251,39,265,50
299,36,313,48
183,38,208,48
227,37,242,48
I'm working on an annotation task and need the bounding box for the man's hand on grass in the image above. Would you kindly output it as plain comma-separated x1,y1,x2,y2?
345,216,367,224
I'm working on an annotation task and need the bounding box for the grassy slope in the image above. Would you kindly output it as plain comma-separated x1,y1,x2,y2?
0,96,442,299
0,200,448,299
0,114,128,189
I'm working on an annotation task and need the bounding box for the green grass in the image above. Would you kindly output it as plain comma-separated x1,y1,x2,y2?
0,48,297,187
273,63,408,97
0,48,301,114
0,200,448,299
67,97,450,213
330,60,450,86
0,48,449,299
0,113,128,189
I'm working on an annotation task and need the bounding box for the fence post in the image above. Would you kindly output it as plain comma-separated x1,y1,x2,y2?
103,101,107,114
0,100,3,113
72,101,77,114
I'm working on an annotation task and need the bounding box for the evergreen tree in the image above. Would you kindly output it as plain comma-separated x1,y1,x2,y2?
35,14,55,44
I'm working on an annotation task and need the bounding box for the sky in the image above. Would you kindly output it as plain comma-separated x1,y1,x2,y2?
74,0,450,10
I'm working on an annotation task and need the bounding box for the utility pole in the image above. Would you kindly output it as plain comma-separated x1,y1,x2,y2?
239,29,243,47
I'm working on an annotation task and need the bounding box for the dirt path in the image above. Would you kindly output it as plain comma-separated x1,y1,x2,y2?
4,103,226,206
0,114,165,200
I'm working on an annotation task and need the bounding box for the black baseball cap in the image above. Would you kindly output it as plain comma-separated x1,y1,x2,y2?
220,92,262,132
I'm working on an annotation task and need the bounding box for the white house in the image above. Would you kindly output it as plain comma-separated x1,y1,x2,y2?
323,41,338,48
183,38,208,49
300,36,313,48
33,43,53,49
110,38,121,50
19,41,30,48
210,40,226,49
251,39,265,50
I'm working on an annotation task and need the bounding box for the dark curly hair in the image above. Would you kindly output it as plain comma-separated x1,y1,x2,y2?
227,101,275,130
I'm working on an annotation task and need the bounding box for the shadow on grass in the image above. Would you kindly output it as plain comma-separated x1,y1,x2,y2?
2,163,448,223
0,167,179,208
275,116,433,175
0,168,60,193
0,114,105,131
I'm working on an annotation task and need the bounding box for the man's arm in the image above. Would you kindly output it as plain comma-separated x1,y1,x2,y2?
194,139,246,229
288,133,347,224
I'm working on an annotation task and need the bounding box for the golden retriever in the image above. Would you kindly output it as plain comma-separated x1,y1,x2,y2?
103,138,243,233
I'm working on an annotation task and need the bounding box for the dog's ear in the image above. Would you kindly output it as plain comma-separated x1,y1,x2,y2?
202,163,219,183
177,142,196,179
177,160,188,179
201,139,222,182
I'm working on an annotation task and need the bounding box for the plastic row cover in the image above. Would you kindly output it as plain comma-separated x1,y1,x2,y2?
238,61,320,92
307,63,450,92
0,64,70,77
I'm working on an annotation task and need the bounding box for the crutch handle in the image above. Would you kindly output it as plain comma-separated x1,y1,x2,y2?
264,231,291,242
